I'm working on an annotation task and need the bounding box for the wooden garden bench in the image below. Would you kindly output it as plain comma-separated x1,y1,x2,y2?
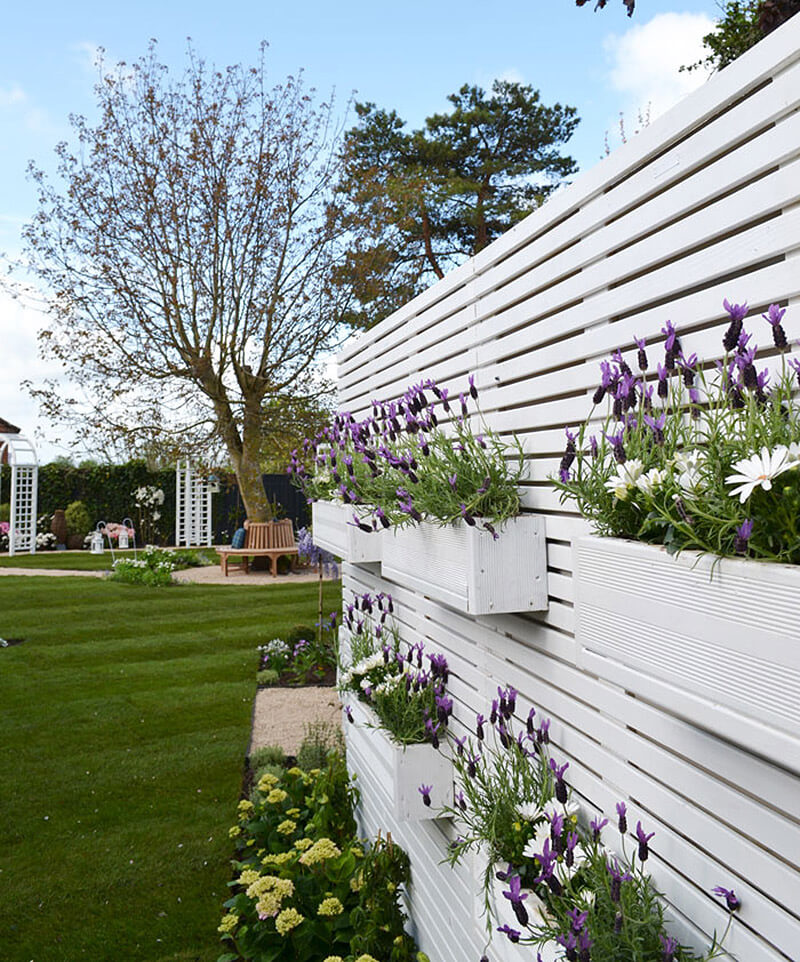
218,519,300,577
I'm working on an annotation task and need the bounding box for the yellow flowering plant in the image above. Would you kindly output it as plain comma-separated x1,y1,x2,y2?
217,754,421,962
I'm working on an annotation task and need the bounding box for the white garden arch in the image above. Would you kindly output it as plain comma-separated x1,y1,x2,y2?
174,460,213,547
0,429,39,557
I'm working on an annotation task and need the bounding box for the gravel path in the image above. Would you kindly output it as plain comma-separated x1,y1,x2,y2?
250,686,342,756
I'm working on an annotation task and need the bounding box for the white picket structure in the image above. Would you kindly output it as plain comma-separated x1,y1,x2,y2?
338,18,800,962
174,461,213,547
0,433,38,556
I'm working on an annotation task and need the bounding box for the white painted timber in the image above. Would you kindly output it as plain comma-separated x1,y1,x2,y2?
345,697,453,821
381,516,548,615
311,500,382,563
574,536,800,775
337,17,800,962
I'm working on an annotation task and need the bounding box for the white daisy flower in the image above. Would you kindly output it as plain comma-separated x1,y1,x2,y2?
726,446,792,503
604,459,644,500
635,468,666,496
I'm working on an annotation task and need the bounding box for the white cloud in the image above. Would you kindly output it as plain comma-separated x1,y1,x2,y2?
604,12,715,123
0,85,27,108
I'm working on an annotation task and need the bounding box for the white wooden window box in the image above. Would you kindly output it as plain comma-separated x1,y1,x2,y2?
380,516,548,615
574,536,800,775
311,500,382,564
344,697,453,821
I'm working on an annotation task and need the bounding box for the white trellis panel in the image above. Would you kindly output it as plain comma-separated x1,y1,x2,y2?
174,461,213,547
337,17,800,962
0,433,38,557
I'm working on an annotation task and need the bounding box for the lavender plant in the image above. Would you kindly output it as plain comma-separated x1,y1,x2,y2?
494,805,740,962
554,300,800,563
289,376,524,534
339,591,453,746
439,688,560,914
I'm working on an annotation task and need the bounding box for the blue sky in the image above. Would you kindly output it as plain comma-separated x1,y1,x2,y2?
0,0,722,457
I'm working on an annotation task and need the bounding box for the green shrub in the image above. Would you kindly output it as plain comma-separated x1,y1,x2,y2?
256,668,280,687
285,624,317,645
249,744,285,770
109,547,176,587
296,720,343,772
64,500,92,537
0,503,9,524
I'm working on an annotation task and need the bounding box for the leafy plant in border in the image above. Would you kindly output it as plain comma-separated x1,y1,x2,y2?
217,754,425,962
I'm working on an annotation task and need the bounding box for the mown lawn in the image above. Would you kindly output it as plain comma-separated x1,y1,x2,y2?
0,547,218,570
0,576,340,962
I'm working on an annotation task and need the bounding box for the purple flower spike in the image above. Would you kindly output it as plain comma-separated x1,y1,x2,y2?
635,336,648,371
763,303,788,350
635,820,655,861
497,923,521,944
590,815,608,841
734,519,753,555
660,934,678,962
418,784,432,807
503,874,529,927
616,801,628,834
713,885,741,912
469,374,478,400
344,705,354,724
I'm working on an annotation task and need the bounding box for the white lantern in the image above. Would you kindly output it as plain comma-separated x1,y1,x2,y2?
118,527,130,550
90,526,105,554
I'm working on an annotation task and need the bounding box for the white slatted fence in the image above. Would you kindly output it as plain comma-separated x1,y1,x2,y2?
339,18,800,962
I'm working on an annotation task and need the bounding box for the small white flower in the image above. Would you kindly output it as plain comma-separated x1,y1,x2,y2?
604,459,644,500
635,468,666,497
726,445,792,503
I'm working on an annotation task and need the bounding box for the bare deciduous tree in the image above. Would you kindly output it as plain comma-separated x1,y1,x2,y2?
20,42,347,519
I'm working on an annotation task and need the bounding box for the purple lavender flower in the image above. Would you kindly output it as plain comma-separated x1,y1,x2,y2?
712,885,741,911
567,907,588,934
537,718,550,745
607,857,632,902
636,821,655,861
634,336,649,372
344,705,354,724
734,519,753,555
763,303,788,350
549,759,569,804
565,831,579,867
590,816,608,841
643,412,666,446
578,930,593,962
469,374,478,400
722,299,748,351
502,874,529,926
497,924,521,944
589,435,598,458
526,707,536,735
556,930,578,961
550,810,565,851
476,713,485,741
456,790,467,811
660,934,678,962
616,801,628,834
418,784,432,807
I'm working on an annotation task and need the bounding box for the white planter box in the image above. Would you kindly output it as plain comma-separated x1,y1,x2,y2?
380,516,548,615
575,536,800,775
344,698,453,821
311,500,382,564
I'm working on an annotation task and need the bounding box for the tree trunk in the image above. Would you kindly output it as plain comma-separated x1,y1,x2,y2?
212,389,270,522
